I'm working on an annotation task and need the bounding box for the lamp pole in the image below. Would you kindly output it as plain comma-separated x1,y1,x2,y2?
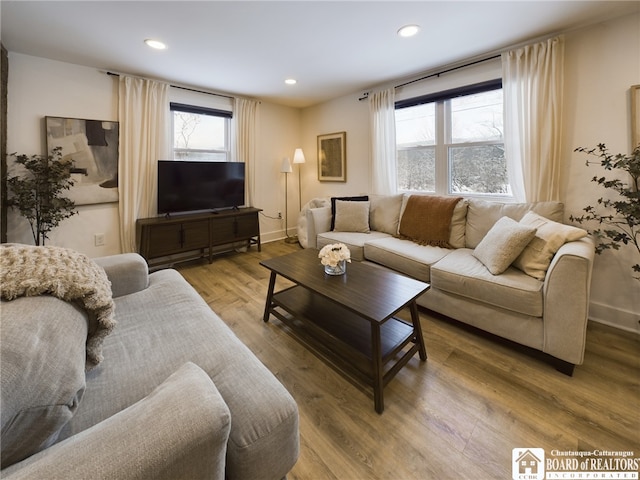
280,157,295,243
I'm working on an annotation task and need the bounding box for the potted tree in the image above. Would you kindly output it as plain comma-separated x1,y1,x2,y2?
7,146,77,246
570,144,640,280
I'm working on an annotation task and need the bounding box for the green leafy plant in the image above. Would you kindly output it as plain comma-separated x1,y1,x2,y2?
570,144,640,280
7,146,77,246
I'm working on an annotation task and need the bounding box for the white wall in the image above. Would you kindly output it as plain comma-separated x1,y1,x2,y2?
300,93,370,203
300,14,640,332
6,54,121,256
255,101,303,240
6,53,300,253
562,13,640,332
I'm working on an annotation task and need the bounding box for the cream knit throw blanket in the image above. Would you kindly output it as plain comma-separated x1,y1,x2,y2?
0,245,116,371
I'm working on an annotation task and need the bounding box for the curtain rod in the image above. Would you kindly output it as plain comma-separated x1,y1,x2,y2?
358,54,501,101
394,54,501,90
105,71,235,100
361,31,566,101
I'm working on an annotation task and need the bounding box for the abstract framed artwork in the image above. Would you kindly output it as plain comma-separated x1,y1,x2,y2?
45,116,119,205
631,85,640,149
317,131,346,182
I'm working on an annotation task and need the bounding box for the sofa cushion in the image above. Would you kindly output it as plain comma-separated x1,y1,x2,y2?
472,216,537,275
369,194,404,235
61,268,299,480
364,237,451,283
465,199,564,248
317,231,392,261
333,200,370,233
513,211,588,280
0,296,88,468
330,195,368,230
431,249,544,317
398,195,463,247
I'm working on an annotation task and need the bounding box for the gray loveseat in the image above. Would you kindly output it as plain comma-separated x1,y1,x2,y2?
1,247,299,479
298,194,595,375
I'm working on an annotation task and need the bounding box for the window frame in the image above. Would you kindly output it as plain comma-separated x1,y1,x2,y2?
170,102,232,162
395,79,510,199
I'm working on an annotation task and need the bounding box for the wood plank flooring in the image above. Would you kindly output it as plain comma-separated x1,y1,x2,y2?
176,240,640,480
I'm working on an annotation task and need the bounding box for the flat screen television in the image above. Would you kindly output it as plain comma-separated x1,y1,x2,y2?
157,160,246,215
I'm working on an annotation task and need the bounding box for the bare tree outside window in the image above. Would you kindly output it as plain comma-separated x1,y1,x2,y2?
174,112,201,151
172,108,229,162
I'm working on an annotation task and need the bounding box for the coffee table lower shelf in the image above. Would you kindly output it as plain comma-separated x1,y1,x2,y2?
267,285,424,413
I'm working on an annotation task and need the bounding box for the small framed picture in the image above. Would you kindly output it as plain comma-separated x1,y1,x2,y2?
632,85,640,149
318,131,346,182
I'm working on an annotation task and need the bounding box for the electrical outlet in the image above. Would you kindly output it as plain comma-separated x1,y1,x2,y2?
278,212,282,219
94,233,105,246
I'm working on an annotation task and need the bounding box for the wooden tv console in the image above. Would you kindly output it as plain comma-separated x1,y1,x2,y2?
136,207,261,268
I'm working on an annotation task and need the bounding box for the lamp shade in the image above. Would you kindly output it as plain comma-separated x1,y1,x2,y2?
293,148,306,164
280,157,292,173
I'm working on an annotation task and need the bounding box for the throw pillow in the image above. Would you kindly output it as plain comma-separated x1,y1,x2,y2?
513,211,588,280
398,195,463,247
330,195,368,230
0,296,88,468
449,198,469,249
333,200,371,233
472,216,537,275
369,194,403,235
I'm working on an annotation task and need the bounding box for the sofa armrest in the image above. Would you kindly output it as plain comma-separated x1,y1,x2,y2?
297,198,330,248
305,206,332,249
542,236,596,365
2,362,232,480
93,253,149,298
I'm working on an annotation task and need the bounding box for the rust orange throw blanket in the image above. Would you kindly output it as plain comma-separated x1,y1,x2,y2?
0,245,115,371
398,195,462,248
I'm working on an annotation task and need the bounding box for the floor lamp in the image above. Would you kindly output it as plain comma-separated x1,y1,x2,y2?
281,157,297,243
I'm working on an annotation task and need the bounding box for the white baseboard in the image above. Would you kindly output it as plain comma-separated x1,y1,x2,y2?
589,301,640,334
260,229,289,244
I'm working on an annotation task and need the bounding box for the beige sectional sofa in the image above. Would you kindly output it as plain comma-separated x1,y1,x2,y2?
298,194,595,375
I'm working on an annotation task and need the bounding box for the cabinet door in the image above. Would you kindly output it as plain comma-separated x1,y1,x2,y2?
235,214,259,239
182,220,210,250
211,217,235,245
147,223,183,257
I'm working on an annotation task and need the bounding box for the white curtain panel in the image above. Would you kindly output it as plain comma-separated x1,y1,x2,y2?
502,36,565,202
118,75,170,253
369,88,397,195
232,98,259,207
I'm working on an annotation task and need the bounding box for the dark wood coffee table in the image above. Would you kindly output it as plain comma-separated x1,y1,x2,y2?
260,248,430,413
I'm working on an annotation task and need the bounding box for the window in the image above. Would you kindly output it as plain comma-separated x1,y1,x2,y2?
395,80,509,197
171,103,231,161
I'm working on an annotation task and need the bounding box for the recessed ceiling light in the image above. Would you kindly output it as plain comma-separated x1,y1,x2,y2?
397,25,420,38
285,78,297,85
144,39,167,50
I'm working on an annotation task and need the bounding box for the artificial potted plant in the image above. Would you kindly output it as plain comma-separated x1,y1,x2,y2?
570,144,640,280
6,146,77,246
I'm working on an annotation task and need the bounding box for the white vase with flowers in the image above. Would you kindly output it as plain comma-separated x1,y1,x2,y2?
318,243,351,275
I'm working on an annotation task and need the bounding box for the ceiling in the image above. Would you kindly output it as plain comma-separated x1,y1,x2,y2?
2,1,639,108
